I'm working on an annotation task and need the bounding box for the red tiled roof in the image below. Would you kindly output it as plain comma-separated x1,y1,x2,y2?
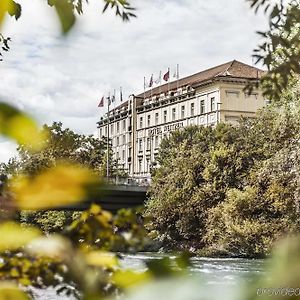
113,60,265,112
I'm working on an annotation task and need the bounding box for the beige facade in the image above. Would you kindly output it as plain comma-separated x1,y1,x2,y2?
97,60,266,182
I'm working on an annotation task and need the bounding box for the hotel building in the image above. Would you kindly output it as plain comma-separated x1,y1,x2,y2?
97,60,266,183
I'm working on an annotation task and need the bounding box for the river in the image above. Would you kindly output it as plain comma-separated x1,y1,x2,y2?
31,253,267,300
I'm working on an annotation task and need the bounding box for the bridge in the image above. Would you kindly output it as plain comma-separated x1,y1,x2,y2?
53,185,149,212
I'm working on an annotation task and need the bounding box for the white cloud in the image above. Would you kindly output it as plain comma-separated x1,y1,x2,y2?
0,0,268,163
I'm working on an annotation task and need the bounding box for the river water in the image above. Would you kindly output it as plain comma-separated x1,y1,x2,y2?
31,253,267,300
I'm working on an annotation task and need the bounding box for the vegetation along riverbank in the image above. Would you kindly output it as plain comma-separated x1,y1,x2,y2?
145,80,300,258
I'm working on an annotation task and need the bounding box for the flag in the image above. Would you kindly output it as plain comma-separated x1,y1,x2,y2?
98,96,104,107
173,68,177,78
120,87,123,102
163,69,170,82
149,74,153,87
174,64,179,79
155,71,161,84
111,89,116,103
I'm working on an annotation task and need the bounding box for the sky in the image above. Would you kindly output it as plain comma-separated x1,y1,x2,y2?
0,0,267,163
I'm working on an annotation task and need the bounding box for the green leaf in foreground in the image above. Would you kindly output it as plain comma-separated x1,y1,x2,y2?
0,0,21,26
0,222,41,252
48,0,76,34
0,102,47,151
0,283,30,300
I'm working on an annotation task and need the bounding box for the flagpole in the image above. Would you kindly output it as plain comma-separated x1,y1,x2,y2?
106,92,110,179
168,67,170,93
143,77,146,100
120,86,123,102
113,89,116,110
150,74,153,99
158,71,162,94
176,64,179,91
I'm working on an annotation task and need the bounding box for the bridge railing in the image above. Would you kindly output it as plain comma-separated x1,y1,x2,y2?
106,176,151,187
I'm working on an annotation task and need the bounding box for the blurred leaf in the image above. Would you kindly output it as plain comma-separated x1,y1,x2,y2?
48,0,76,34
26,235,71,259
0,283,29,300
7,0,21,20
146,257,177,278
0,102,47,151
0,0,12,26
0,222,41,252
10,163,98,210
174,252,192,269
90,203,102,215
85,251,118,268
112,270,152,289
0,0,21,26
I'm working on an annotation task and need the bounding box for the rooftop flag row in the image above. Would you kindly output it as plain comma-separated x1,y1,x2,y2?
98,65,179,108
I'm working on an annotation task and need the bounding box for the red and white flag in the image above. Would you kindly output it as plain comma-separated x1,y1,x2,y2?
98,96,104,107
163,69,170,82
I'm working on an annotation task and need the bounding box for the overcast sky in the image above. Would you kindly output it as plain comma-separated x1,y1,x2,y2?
0,0,267,163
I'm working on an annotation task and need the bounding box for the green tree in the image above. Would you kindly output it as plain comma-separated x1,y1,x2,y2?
1,121,123,178
146,84,300,255
247,0,300,101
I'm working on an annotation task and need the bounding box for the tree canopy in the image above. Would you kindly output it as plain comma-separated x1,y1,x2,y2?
145,81,300,257
0,121,123,178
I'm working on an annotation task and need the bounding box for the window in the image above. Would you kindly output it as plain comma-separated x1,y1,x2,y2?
110,124,114,135
181,105,185,118
116,152,119,159
172,108,176,121
139,117,143,128
146,158,150,173
155,136,159,148
163,110,167,123
138,160,142,173
105,126,107,135
226,90,239,98
129,133,132,146
122,149,125,160
116,136,119,146
191,103,195,117
99,128,102,137
211,97,216,111
122,119,126,130
117,122,120,133
147,115,151,127
122,135,126,145
155,113,159,125
200,100,205,114
147,138,151,151
138,139,142,152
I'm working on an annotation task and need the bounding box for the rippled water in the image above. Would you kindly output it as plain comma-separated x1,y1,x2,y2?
32,253,268,299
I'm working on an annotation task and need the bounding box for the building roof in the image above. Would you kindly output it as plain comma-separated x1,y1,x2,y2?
110,60,265,113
